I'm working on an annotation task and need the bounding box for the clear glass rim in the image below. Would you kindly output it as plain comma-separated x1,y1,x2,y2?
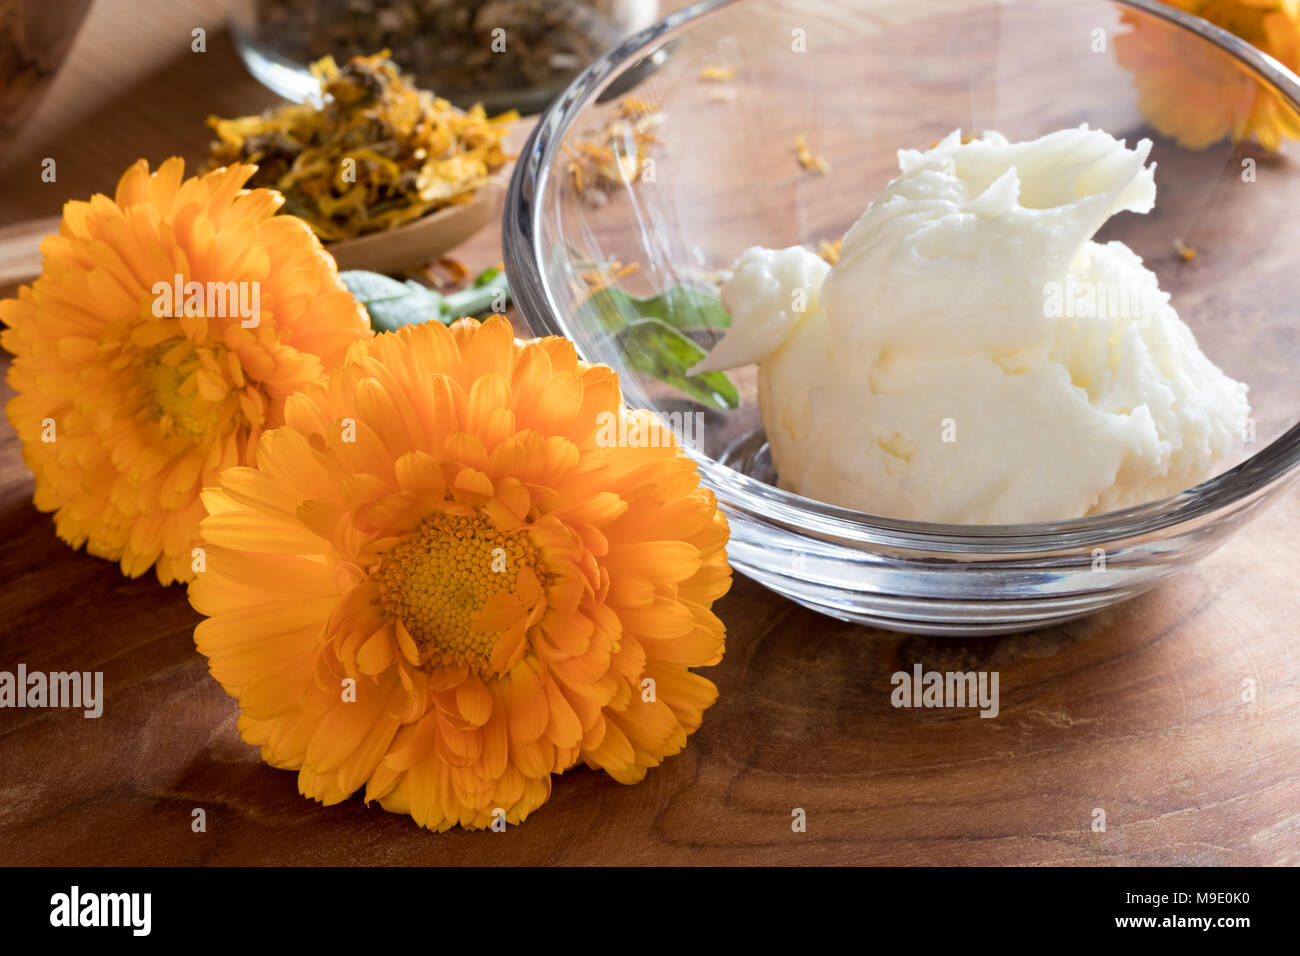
503,0,1300,551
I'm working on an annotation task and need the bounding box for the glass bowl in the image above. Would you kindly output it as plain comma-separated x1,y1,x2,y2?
503,0,1300,634
230,0,661,114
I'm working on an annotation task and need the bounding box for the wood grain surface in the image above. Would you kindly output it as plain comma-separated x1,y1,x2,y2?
0,0,1297,866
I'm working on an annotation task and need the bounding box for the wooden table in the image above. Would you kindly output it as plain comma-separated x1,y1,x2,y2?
1,0,1297,866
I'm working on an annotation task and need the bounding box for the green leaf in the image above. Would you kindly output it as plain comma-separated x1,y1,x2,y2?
364,289,444,332
340,270,443,332
574,287,637,332
616,318,741,411
638,285,732,331
340,268,511,330
574,283,739,409
339,270,411,304
442,268,510,319
340,267,741,411
574,284,732,334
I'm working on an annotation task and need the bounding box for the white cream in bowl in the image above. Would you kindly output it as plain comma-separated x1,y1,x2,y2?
694,126,1250,524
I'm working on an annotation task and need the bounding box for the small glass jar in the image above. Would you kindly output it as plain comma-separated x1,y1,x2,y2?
231,0,660,113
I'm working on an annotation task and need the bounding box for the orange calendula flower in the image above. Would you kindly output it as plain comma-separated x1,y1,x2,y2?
1,158,371,584
1116,0,1300,150
188,317,731,830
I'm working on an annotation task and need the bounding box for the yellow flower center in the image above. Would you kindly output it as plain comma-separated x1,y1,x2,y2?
376,511,543,673
148,357,220,438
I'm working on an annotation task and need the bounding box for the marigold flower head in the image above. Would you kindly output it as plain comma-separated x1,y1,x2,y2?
188,317,732,830
1,158,372,584
1116,0,1300,150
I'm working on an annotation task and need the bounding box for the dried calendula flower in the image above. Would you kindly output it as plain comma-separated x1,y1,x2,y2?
205,52,516,242
817,238,843,265
577,260,641,294
253,0,627,106
928,133,977,149
565,97,662,196
795,133,830,174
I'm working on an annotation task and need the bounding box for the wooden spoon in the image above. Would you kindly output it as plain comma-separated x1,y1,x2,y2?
0,179,503,290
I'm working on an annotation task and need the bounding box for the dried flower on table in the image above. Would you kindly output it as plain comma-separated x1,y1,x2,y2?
795,133,830,174
565,97,662,197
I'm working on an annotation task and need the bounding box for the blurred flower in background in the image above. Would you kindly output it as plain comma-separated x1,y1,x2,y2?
1116,0,1300,150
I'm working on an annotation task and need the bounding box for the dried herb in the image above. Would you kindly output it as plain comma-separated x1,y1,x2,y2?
206,53,515,242
564,98,662,195
795,133,830,174
252,0,629,109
